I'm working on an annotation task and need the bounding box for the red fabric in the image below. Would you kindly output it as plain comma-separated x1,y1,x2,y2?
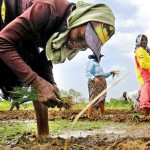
139,82,150,109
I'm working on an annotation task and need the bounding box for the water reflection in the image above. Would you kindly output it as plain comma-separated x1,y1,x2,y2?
53,128,126,139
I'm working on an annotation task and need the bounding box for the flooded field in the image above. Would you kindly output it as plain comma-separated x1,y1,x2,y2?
0,109,150,149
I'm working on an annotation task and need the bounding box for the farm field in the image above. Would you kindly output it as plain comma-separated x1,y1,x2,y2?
0,108,150,150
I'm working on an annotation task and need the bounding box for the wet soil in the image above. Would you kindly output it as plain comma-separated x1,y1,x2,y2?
0,109,150,150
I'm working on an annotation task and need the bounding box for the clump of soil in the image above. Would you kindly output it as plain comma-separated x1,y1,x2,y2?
0,109,147,122
61,96,74,110
1,133,150,150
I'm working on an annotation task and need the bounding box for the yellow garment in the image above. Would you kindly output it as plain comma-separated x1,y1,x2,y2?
135,47,150,85
1,0,5,22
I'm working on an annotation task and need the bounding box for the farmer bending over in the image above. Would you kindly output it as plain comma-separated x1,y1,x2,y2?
122,90,140,111
0,0,115,135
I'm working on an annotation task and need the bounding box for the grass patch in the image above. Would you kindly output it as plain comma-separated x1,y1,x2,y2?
72,103,87,110
0,119,127,146
0,98,133,110
49,120,72,134
0,122,36,146
0,99,34,110
0,100,11,110
105,99,132,110
49,119,127,134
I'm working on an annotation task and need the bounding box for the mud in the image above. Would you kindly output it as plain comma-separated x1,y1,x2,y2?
0,109,150,150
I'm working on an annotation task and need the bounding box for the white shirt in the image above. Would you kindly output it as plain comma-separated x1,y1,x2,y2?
85,59,111,80
126,90,140,108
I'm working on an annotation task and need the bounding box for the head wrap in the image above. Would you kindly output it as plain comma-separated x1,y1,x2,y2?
91,22,114,45
46,1,115,64
135,34,150,52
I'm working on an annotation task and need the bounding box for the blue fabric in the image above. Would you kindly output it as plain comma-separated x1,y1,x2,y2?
85,59,111,80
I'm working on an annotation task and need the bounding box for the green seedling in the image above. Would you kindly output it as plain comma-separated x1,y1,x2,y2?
132,113,140,122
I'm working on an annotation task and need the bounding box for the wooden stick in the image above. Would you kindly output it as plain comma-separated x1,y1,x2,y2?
64,72,130,150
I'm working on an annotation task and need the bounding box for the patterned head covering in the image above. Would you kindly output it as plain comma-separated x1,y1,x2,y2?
135,34,145,48
135,34,150,52
46,1,115,64
91,22,114,45
85,22,114,61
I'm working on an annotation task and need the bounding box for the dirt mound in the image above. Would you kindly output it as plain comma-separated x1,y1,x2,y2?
0,109,148,123
1,134,150,150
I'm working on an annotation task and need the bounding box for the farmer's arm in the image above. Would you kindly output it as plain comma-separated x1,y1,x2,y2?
36,50,56,84
0,3,50,84
100,66,111,78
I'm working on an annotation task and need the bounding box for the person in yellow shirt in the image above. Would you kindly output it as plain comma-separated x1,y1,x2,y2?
135,34,150,116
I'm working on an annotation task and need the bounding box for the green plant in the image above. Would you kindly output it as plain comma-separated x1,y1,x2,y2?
0,123,36,146
105,98,132,109
132,113,140,122
11,87,38,103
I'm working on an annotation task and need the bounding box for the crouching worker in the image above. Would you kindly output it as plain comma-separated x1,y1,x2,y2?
122,90,140,111
0,0,115,135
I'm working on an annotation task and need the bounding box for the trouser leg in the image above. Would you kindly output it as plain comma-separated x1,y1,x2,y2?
15,102,20,110
9,102,15,111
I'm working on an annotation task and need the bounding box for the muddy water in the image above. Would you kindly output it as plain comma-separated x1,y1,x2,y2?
54,123,149,139
0,109,150,149
53,128,126,138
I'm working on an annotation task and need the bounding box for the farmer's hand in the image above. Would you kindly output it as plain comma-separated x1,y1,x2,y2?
110,70,120,78
52,84,63,108
31,76,62,108
52,84,61,100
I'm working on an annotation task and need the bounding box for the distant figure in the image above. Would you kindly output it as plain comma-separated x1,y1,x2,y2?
85,53,118,119
122,90,140,110
134,34,150,116
9,101,20,111
0,89,20,111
